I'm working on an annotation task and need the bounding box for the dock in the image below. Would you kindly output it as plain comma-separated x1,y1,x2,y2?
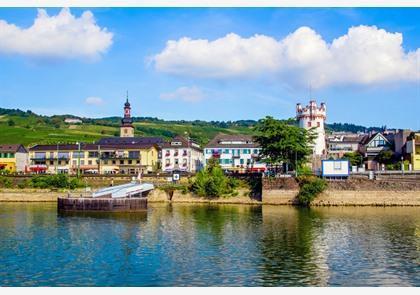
57,196,148,212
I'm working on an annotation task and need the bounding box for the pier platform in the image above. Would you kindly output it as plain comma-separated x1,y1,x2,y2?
57,196,147,212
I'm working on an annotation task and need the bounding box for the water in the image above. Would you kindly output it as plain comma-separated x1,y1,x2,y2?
0,202,419,286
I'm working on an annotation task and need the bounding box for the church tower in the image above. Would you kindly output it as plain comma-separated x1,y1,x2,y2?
120,94,135,138
296,100,326,156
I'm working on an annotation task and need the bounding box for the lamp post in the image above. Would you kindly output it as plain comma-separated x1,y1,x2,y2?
401,156,404,175
55,142,59,175
76,142,81,178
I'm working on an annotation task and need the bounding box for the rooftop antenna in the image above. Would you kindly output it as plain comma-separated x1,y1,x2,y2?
126,90,129,103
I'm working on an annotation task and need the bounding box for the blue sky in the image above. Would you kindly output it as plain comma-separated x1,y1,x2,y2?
0,8,419,129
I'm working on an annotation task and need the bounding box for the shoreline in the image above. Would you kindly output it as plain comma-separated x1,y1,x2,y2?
1,188,419,206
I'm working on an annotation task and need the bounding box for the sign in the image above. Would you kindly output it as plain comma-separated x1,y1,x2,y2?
172,169,181,182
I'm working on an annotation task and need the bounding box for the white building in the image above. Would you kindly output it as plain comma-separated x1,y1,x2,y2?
161,136,204,173
204,134,266,173
64,118,82,124
296,100,327,156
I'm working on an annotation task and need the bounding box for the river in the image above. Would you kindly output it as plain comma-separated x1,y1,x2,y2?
0,202,419,286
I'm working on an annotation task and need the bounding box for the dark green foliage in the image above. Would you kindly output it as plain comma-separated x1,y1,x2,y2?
0,176,13,188
326,122,384,134
159,183,188,194
296,176,327,206
254,116,315,169
343,152,364,167
7,119,15,126
189,159,239,198
29,174,84,189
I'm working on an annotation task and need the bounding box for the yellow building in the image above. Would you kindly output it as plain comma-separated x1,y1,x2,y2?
28,143,159,175
407,132,420,171
0,144,28,173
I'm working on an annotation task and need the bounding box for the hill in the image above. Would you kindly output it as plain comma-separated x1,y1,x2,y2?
0,107,383,147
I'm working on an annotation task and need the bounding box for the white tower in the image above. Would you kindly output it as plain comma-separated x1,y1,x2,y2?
296,100,326,156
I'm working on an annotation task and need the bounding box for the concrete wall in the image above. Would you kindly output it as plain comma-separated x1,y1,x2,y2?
261,189,420,206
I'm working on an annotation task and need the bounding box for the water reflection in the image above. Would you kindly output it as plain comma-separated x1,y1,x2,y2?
0,203,419,286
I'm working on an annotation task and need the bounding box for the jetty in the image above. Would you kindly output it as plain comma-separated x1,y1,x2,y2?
57,181,154,212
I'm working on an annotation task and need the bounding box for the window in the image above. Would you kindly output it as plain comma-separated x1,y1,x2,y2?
58,152,69,159
104,160,108,165
224,149,230,154
128,160,132,164
72,151,85,158
88,151,98,158
120,160,124,165
124,129,127,134
88,160,92,165
240,159,244,164
72,160,77,166
50,161,54,165
308,122,312,127
175,159,179,165
35,152,46,159
333,162,342,170
81,160,85,165
136,160,140,164
112,160,116,165
128,151,140,158
317,122,320,127
253,149,258,154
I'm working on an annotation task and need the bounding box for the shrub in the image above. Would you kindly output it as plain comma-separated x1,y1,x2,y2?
189,160,239,198
29,174,84,189
297,166,313,176
0,176,13,188
296,176,327,206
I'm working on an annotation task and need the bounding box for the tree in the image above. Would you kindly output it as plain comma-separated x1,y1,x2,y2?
376,150,394,165
343,152,364,167
7,119,15,126
253,116,316,170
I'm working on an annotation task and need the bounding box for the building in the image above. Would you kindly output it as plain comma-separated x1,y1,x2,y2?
393,129,412,156
120,97,135,138
359,132,392,170
0,144,28,173
321,159,350,178
326,132,364,158
64,118,82,124
204,134,266,173
161,136,204,173
296,100,327,156
28,143,159,175
406,132,420,171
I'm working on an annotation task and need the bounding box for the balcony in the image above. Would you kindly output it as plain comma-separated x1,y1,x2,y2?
100,155,140,160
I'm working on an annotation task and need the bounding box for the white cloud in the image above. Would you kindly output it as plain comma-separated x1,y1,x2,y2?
160,86,205,103
0,8,113,60
85,96,104,106
153,25,420,88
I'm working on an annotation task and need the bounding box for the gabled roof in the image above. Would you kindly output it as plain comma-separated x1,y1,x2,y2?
162,136,202,151
360,132,390,146
205,134,259,148
0,144,27,153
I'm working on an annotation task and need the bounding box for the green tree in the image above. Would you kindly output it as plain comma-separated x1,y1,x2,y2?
7,119,15,126
376,150,394,165
253,116,316,170
343,151,364,167
189,158,239,198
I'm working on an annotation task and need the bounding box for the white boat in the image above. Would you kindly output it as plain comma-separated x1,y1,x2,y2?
92,181,154,198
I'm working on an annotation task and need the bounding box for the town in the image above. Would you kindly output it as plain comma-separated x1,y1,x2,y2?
1,97,419,176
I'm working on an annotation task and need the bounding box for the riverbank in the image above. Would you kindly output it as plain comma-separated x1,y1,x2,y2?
1,188,419,206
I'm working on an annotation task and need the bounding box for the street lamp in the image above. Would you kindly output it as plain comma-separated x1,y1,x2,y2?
76,142,81,178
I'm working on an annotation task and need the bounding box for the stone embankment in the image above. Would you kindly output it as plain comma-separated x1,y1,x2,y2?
262,177,420,206
0,176,419,206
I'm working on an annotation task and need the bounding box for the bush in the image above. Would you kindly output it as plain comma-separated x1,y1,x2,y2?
0,176,13,188
297,166,313,176
189,160,239,198
296,176,327,206
29,174,84,189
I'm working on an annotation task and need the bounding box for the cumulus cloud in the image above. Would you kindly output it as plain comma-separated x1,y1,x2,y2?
160,86,205,103
85,96,104,106
153,26,420,88
0,8,113,60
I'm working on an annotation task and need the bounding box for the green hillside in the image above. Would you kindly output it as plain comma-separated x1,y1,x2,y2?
0,107,383,147
0,111,255,147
